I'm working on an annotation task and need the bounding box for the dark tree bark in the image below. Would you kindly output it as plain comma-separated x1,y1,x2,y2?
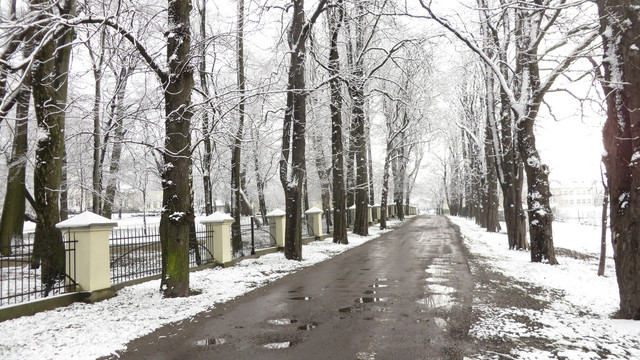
159,0,195,297
252,126,268,225
483,96,500,232
366,117,375,205
280,0,327,259
350,81,369,236
0,69,30,255
596,0,640,319
0,3,31,255
598,163,609,277
30,0,76,294
327,0,347,244
88,30,105,215
102,66,130,219
198,0,214,216
231,0,246,253
379,137,393,230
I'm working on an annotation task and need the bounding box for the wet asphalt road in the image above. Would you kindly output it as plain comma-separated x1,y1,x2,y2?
113,215,474,360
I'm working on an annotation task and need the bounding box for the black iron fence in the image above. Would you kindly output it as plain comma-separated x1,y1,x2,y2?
232,216,277,259
0,232,77,307
110,225,214,285
322,212,334,235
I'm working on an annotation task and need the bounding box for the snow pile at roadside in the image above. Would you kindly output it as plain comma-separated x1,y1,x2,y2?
0,222,399,360
450,216,640,359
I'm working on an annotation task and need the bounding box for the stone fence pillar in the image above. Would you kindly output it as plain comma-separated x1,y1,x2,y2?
201,212,234,265
305,206,323,237
56,211,117,297
266,209,286,248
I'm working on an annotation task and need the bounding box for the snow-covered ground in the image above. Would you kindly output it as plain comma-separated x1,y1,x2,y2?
3,216,639,359
0,220,401,360
450,216,640,360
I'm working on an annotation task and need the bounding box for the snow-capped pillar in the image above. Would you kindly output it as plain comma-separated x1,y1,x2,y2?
56,211,117,294
305,206,324,237
266,209,286,247
367,205,373,224
348,204,356,228
201,212,234,265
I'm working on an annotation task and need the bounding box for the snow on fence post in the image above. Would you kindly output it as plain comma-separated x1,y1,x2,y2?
305,206,324,238
201,212,234,265
56,211,117,300
266,209,286,248
367,205,373,224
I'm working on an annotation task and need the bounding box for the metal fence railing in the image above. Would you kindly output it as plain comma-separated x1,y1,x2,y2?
232,216,277,259
1,232,77,307
109,225,214,285
322,212,333,235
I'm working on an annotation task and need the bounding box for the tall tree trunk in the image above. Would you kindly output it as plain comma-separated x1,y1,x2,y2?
379,138,392,229
252,126,268,225
327,0,347,244
90,31,105,215
231,0,246,253
597,0,640,319
366,116,375,205
198,0,214,216
351,82,369,236
394,133,406,221
31,0,76,294
159,0,194,297
280,0,320,260
102,66,130,218
310,129,332,223
519,114,556,264
484,106,500,232
516,7,556,264
60,148,68,221
598,164,609,277
0,71,30,255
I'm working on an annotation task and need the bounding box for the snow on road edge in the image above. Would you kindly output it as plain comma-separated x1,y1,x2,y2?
449,216,640,360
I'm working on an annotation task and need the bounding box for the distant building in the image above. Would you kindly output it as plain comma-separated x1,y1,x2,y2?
550,180,605,224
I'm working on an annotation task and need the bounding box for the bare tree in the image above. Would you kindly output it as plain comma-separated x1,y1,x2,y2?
595,0,640,319
280,0,327,260
422,0,598,263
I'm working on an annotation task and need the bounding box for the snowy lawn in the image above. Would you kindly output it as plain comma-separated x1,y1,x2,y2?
0,220,402,360
450,216,640,360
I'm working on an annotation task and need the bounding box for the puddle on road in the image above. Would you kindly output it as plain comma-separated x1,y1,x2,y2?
290,296,312,301
195,338,226,346
355,297,387,303
263,341,292,349
297,322,318,331
426,284,456,294
417,294,455,309
363,290,376,295
339,306,364,313
267,319,298,325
